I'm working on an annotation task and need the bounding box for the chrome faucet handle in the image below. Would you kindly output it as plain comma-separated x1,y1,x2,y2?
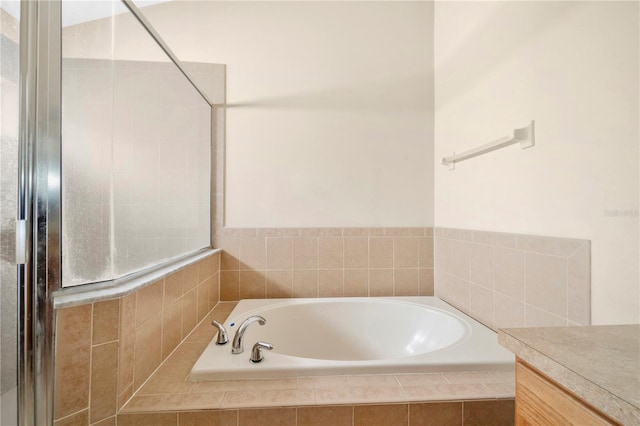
211,320,228,345
250,341,273,363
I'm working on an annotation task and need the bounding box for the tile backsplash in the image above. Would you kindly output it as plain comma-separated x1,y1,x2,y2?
434,228,591,329
213,226,590,329
213,227,435,300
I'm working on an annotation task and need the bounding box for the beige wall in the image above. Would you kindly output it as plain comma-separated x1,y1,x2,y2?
434,1,639,324
64,1,639,323
65,1,436,228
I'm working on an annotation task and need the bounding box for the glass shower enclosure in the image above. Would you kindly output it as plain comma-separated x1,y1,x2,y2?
1,1,221,424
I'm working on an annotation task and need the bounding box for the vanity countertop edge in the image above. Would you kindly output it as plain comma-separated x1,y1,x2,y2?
498,325,640,425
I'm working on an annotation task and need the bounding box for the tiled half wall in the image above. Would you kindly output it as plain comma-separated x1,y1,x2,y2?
434,228,591,329
53,227,590,424
213,228,435,300
115,401,515,426
53,253,220,425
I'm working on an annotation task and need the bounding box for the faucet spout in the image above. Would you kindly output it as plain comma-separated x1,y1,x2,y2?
232,315,266,354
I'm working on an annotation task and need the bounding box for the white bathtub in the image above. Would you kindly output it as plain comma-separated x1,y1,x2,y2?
190,297,514,380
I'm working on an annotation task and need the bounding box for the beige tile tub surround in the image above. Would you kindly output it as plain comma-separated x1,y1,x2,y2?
53,253,220,425
118,304,514,425
214,227,435,300
116,400,514,426
434,228,591,329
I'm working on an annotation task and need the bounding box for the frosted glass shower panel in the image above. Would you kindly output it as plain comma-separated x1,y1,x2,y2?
111,61,212,277
1,1,20,422
61,2,211,286
61,0,118,286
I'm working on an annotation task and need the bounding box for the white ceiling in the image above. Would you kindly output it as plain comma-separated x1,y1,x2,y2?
0,0,171,27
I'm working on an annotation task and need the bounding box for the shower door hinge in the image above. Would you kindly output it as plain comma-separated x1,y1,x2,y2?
16,219,26,265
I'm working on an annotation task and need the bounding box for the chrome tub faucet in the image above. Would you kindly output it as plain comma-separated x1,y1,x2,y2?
232,315,266,354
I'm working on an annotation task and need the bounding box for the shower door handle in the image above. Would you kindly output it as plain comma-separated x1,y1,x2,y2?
15,219,26,265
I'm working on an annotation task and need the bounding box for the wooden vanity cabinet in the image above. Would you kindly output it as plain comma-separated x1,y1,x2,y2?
515,359,621,426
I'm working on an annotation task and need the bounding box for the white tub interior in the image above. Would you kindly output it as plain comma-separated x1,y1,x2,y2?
190,297,514,380
232,299,469,361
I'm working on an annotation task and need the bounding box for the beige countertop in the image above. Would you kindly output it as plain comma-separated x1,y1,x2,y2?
498,325,640,425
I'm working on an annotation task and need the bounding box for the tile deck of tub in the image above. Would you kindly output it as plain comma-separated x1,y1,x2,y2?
121,303,515,413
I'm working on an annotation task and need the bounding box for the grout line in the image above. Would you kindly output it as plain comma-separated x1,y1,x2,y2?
54,407,89,424
565,257,569,321
407,403,410,425
392,237,396,296
491,289,496,331
352,405,355,426
91,338,119,349
442,373,453,385
315,238,319,297
341,236,346,297
565,240,586,259
160,279,167,362
366,237,371,297
523,252,528,326
88,304,95,421
89,414,117,426
522,302,568,323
